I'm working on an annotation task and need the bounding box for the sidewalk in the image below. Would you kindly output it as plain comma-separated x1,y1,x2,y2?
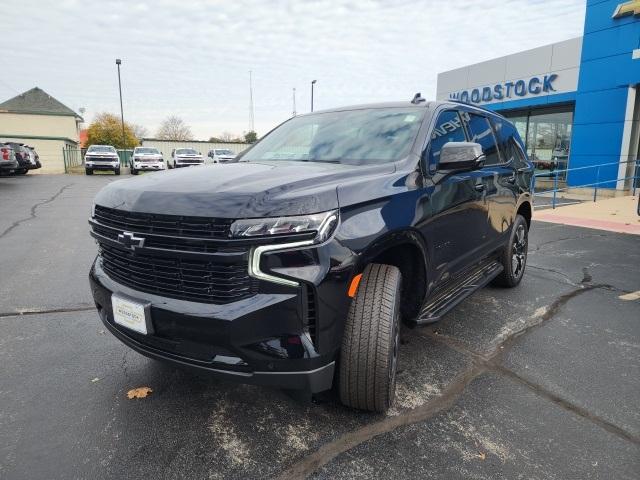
534,195,640,235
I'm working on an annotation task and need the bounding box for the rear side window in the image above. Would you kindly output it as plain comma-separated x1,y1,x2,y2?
465,113,500,165
428,110,467,167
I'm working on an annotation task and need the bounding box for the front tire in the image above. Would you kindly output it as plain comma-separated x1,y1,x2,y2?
493,214,528,288
339,263,402,413
114,168,121,176
85,168,93,175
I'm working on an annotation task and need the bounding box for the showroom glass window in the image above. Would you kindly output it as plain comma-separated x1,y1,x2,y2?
504,106,574,181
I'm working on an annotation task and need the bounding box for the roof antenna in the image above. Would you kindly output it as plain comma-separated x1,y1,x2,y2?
411,92,425,104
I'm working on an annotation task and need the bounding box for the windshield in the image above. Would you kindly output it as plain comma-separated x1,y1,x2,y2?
88,145,116,153
241,107,426,164
135,148,159,154
215,149,234,155
177,148,198,155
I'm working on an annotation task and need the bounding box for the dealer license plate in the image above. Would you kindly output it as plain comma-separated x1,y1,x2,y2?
111,295,149,335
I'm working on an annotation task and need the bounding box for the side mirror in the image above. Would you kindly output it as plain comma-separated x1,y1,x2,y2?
438,142,485,171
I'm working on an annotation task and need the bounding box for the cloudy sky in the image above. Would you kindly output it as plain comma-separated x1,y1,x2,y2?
3,0,585,139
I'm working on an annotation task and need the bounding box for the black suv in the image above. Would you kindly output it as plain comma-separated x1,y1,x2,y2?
89,98,533,412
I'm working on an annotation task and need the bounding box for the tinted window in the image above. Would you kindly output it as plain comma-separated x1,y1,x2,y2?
428,110,467,167
465,113,500,165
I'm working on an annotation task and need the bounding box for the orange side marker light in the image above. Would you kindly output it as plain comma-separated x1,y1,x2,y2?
348,273,363,298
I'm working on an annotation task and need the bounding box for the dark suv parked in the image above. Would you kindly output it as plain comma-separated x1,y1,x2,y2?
89,97,534,412
2,142,32,174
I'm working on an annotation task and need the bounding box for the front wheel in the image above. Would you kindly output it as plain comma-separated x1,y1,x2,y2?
493,214,528,288
114,168,121,176
339,263,402,413
85,168,93,175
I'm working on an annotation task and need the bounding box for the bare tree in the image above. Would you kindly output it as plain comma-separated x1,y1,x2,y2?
156,116,193,141
217,131,236,142
131,124,148,141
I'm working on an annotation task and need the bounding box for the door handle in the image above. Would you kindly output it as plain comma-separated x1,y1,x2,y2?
474,183,486,192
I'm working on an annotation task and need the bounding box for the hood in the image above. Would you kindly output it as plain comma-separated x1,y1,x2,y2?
94,161,394,218
87,151,117,157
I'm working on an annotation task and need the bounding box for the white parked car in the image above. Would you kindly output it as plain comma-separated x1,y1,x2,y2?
206,148,237,164
169,148,203,168
85,145,120,175
131,147,165,175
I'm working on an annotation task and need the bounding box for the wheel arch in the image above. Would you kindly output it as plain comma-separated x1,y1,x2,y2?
516,198,532,229
355,229,429,322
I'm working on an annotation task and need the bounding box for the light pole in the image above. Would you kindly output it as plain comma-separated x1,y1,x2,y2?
292,87,296,116
311,80,317,112
115,59,126,151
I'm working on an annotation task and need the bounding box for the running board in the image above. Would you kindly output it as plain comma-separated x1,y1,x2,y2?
413,260,503,325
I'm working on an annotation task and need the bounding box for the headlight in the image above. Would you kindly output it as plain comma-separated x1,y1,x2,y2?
230,210,338,243
239,210,339,287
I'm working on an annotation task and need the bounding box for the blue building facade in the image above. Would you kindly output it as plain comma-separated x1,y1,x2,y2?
437,0,640,190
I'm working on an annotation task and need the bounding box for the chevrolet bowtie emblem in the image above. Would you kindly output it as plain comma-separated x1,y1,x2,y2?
117,231,145,250
613,0,640,18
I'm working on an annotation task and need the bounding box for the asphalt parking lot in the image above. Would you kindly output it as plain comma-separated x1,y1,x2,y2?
1,174,639,480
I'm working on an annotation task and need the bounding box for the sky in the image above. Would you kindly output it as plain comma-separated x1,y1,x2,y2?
2,0,586,140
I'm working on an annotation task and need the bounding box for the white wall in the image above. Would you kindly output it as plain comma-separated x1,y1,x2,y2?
436,37,582,106
141,139,250,159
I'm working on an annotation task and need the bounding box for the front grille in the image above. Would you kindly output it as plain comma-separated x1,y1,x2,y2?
99,243,255,304
86,156,118,162
94,205,232,239
92,206,255,303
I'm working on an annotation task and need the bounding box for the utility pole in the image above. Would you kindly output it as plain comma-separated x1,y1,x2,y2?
292,87,296,116
249,70,255,132
115,59,126,150
311,80,317,112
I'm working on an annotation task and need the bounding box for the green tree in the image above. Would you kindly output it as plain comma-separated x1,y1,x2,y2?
244,131,258,143
86,113,139,149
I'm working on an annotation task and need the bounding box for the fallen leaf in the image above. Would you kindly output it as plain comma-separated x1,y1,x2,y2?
127,387,153,399
91,377,100,383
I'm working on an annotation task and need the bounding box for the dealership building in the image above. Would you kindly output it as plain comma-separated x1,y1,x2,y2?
436,0,640,191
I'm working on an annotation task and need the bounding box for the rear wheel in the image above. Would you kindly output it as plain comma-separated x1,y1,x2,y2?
493,214,528,287
339,263,402,413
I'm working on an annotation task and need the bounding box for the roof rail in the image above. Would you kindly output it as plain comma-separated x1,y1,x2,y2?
445,98,497,114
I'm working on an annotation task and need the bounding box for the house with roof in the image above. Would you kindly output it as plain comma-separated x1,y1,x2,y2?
0,87,83,173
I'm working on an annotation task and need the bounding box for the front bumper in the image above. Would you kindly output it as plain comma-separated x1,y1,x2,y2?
0,160,18,171
133,161,165,171
89,253,347,392
86,161,120,170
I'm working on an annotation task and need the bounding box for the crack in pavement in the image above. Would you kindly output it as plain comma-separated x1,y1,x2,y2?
528,232,610,252
277,282,638,479
0,183,73,240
